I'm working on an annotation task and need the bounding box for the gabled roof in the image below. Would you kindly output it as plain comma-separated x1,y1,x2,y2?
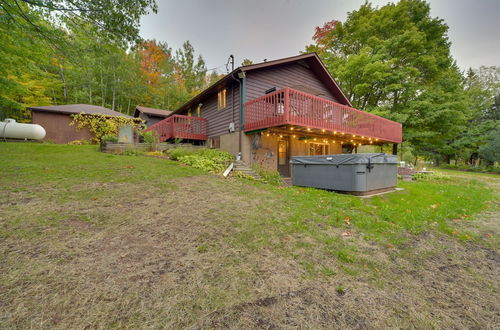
134,106,172,118
171,52,352,116
29,104,133,118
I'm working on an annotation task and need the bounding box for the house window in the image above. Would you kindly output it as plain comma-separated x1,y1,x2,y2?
187,109,192,117
308,143,329,156
218,89,227,110
197,104,201,117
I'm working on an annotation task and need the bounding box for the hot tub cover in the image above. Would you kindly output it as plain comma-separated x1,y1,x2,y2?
290,153,398,166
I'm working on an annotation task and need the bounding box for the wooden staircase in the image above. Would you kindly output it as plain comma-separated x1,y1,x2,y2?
231,160,262,180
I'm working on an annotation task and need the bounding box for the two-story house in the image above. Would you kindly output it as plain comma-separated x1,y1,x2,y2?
145,53,402,176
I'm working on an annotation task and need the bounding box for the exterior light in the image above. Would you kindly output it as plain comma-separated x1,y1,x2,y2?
352,134,356,138
375,138,379,141
314,138,317,141
307,128,311,132
333,131,337,134
266,133,270,137
321,129,325,133
341,132,345,135
361,136,365,139
290,127,294,130
279,135,283,138
292,135,296,138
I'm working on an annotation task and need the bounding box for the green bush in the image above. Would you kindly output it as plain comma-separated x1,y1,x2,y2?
178,155,226,173
413,171,450,182
169,148,233,173
252,165,282,186
101,134,118,143
120,149,144,156
142,131,159,145
169,148,193,161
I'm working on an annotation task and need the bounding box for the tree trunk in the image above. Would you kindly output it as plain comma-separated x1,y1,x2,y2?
89,83,92,104
59,65,68,103
100,68,106,107
112,72,116,111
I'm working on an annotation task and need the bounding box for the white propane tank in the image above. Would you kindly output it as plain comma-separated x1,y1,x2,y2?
0,119,46,140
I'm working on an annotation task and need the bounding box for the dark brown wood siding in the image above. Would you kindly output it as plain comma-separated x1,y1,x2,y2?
245,62,340,103
137,113,165,127
178,82,240,138
32,111,93,144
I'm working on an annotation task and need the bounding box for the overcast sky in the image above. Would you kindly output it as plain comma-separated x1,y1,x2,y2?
139,0,500,73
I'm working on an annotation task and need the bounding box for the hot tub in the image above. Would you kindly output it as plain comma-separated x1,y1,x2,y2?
290,153,398,195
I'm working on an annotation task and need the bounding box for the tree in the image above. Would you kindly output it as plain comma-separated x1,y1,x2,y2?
0,2,62,121
241,58,253,66
1,1,215,120
306,0,468,161
1,0,158,43
175,41,207,94
478,128,500,165
450,66,500,164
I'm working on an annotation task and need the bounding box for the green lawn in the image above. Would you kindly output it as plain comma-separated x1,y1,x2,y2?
436,167,500,179
1,143,498,329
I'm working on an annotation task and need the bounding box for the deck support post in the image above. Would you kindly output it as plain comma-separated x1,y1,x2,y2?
392,143,398,156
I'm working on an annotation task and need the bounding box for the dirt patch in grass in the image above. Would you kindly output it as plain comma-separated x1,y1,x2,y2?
63,218,94,230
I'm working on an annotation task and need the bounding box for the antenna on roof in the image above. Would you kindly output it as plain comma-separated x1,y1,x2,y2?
263,59,267,62
226,55,234,73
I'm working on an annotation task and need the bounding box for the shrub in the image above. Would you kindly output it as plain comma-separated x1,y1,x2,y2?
119,149,144,156
169,148,233,173
252,164,282,185
178,155,226,173
142,131,159,151
101,134,118,143
413,171,450,182
169,148,193,161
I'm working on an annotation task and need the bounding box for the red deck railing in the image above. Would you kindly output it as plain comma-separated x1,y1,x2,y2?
144,114,208,142
244,88,402,143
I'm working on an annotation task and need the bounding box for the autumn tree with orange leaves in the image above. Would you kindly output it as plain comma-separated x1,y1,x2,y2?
136,39,207,110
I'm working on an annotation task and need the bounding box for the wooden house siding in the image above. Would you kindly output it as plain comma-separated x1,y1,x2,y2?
178,83,240,138
146,115,165,127
32,110,93,144
245,62,340,103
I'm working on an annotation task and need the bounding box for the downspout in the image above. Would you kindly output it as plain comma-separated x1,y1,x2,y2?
229,71,246,154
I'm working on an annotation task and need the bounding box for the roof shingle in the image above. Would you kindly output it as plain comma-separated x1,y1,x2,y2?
135,106,172,117
29,104,133,118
